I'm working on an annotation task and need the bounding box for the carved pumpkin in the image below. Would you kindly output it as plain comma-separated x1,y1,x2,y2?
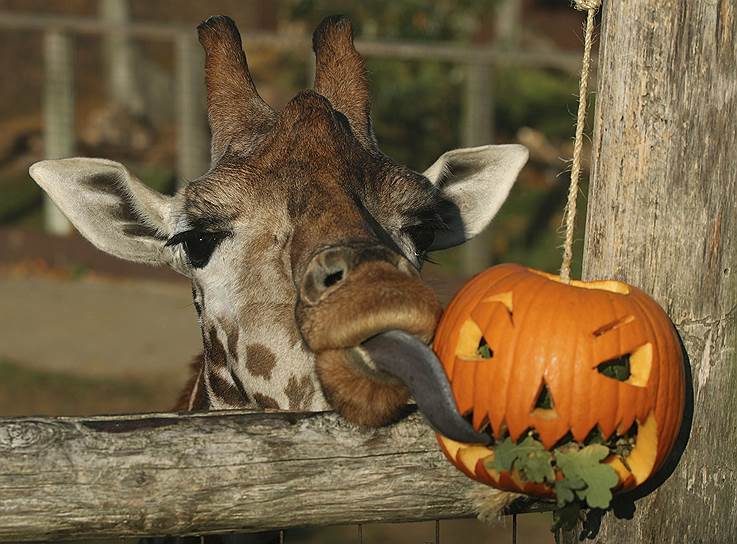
434,263,685,497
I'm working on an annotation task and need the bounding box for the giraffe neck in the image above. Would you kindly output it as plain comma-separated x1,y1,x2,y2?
192,320,329,413
189,276,329,412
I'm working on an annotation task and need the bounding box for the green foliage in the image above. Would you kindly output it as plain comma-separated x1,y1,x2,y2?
555,445,619,509
476,337,493,359
288,0,497,42
0,172,42,224
552,500,584,532
368,58,463,169
485,435,620,531
494,67,583,141
487,436,555,484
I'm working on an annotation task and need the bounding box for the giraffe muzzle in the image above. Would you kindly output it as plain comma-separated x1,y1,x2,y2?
296,244,441,350
296,243,476,438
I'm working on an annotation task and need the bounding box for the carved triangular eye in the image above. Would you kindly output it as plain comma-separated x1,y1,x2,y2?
534,382,555,410
531,380,558,419
597,355,631,381
596,343,652,387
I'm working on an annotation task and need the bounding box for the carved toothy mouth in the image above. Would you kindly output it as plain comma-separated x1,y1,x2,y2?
445,411,659,489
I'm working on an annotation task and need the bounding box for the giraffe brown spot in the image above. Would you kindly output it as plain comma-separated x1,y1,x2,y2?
206,327,228,370
245,343,277,380
209,371,245,406
285,375,316,410
253,392,280,409
224,323,239,359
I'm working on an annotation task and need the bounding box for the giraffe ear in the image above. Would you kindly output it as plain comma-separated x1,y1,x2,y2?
423,144,528,250
29,158,190,275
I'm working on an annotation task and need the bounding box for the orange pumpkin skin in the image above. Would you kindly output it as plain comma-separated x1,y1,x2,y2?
433,264,685,496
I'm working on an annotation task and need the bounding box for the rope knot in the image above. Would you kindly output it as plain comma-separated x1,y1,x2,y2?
573,0,601,10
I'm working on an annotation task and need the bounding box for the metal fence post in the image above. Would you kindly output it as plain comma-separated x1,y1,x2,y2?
176,31,209,186
458,0,521,276
306,48,316,88
459,61,494,275
495,0,522,48
42,29,74,235
100,0,143,115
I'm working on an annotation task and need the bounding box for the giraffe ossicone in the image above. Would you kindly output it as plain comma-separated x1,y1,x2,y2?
29,15,528,441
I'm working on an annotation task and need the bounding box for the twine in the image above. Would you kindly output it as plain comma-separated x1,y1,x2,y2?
560,1,600,282
573,0,601,10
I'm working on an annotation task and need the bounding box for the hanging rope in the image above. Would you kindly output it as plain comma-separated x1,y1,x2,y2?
560,0,601,282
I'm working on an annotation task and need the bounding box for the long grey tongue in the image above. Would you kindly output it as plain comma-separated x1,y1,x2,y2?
362,329,490,444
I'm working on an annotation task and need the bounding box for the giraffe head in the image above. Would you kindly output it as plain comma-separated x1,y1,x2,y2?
29,16,527,440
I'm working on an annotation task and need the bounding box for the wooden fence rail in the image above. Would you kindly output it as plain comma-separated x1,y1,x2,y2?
0,409,545,541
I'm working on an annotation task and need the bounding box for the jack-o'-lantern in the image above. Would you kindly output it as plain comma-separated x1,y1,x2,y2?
433,264,685,503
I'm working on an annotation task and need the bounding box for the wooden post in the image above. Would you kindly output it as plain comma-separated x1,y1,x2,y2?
563,1,737,541
42,30,74,235
459,62,494,275
175,31,209,185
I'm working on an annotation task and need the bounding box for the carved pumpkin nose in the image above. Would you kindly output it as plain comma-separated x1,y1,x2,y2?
299,244,416,305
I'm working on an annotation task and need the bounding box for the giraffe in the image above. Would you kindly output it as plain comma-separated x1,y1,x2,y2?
29,15,527,442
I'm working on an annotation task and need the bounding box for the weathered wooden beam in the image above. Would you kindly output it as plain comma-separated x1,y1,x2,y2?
565,0,737,542
0,409,547,541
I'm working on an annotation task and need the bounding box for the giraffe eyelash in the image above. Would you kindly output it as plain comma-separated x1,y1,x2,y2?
166,230,231,269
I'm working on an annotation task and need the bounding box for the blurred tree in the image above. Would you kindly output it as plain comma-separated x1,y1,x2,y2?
287,0,496,42
285,0,497,170
285,0,583,275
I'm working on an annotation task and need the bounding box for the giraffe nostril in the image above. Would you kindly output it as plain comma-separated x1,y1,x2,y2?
300,247,352,305
300,243,413,306
323,269,344,288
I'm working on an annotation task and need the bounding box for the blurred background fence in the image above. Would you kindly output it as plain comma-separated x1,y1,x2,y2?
0,0,590,276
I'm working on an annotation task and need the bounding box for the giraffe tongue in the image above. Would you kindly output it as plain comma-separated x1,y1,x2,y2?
361,330,490,444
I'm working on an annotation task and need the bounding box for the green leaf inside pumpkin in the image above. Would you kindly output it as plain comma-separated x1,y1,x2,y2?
482,434,620,531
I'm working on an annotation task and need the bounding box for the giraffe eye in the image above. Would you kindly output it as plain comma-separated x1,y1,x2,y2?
166,230,229,268
404,224,435,255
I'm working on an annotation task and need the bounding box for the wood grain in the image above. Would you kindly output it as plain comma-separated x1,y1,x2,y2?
0,409,538,541
565,0,737,541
